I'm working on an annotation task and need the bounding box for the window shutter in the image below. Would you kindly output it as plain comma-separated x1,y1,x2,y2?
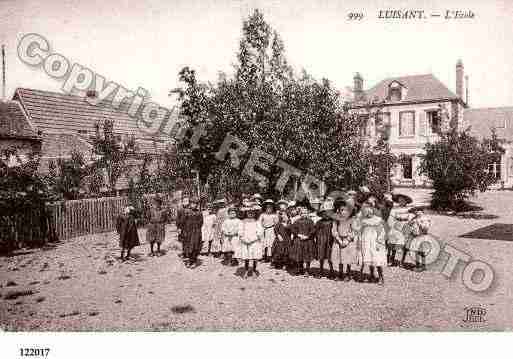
419,111,427,136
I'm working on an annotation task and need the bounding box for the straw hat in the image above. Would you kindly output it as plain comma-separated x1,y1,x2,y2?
277,199,289,207
252,193,263,200
288,200,297,208
263,199,275,206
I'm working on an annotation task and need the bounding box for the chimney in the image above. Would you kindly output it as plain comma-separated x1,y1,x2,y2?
353,72,363,101
456,59,464,100
465,75,469,105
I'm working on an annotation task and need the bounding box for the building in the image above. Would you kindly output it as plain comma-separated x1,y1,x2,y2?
347,60,512,188
464,106,513,187
0,100,42,166
10,88,172,192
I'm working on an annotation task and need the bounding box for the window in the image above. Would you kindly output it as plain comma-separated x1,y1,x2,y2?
401,156,413,179
427,110,441,134
389,87,401,101
399,111,415,137
375,112,390,137
359,114,370,136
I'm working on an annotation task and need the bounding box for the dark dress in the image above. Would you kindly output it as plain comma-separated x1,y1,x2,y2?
314,218,334,261
176,208,186,243
288,216,316,262
181,209,204,259
272,222,290,265
116,214,141,250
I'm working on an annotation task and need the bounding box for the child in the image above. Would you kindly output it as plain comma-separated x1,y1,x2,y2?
288,201,300,224
201,203,217,256
146,197,167,256
181,197,204,267
211,198,228,257
237,203,264,278
288,205,316,276
356,197,387,285
314,201,335,278
331,199,357,281
400,209,422,268
116,206,141,261
259,199,279,262
309,198,322,224
386,199,410,266
221,206,241,266
409,212,432,272
271,210,290,269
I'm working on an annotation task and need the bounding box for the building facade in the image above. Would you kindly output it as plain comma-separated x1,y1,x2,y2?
347,60,513,188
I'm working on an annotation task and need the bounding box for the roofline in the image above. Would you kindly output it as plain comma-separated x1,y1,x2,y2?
12,88,41,133
347,97,467,109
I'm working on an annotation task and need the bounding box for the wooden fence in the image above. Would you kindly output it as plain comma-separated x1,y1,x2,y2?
1,192,182,249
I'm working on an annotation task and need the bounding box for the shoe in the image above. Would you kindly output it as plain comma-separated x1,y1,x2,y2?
378,277,385,285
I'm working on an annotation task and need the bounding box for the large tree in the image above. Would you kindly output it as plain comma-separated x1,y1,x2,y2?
175,9,370,200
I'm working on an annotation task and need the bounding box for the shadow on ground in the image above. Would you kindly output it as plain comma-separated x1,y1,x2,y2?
460,223,513,241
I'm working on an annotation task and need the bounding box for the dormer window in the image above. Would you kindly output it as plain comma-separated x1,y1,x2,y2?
388,81,405,102
390,87,401,101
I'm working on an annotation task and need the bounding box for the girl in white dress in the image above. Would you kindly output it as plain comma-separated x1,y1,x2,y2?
356,197,387,285
259,199,278,262
201,203,217,256
221,206,241,266
237,203,264,278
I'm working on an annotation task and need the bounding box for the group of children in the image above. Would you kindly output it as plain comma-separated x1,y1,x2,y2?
117,189,435,283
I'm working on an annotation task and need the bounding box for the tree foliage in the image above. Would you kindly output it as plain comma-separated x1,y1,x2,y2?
175,9,370,200
418,127,504,210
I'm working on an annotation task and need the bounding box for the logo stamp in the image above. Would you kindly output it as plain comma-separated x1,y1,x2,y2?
463,306,487,323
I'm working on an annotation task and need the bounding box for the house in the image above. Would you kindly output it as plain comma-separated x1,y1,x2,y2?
346,60,510,187
10,88,173,192
0,100,42,166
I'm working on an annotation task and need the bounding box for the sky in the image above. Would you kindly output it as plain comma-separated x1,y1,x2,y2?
1,0,513,109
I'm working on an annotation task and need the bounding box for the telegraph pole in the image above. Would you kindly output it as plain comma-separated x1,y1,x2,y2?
1,44,5,102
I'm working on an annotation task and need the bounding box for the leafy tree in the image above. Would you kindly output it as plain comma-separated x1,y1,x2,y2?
0,149,59,252
418,127,503,210
91,119,137,195
173,9,370,200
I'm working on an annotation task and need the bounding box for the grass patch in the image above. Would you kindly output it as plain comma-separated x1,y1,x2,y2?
6,281,17,287
59,310,80,318
36,296,46,303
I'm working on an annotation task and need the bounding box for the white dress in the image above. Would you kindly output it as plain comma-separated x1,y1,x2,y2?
201,212,216,252
221,218,241,253
259,213,278,254
236,219,264,260
387,208,410,247
358,215,387,266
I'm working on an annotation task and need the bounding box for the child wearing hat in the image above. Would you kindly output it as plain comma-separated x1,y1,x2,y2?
258,199,279,262
288,204,316,276
181,197,204,267
314,201,336,278
146,197,168,256
331,198,358,281
271,209,291,269
221,206,241,266
116,206,141,261
237,203,264,278
355,197,387,284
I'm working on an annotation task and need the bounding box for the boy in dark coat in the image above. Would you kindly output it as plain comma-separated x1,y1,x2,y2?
116,206,141,261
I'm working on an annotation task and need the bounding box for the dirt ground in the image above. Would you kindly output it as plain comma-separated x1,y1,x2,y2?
1,189,513,331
